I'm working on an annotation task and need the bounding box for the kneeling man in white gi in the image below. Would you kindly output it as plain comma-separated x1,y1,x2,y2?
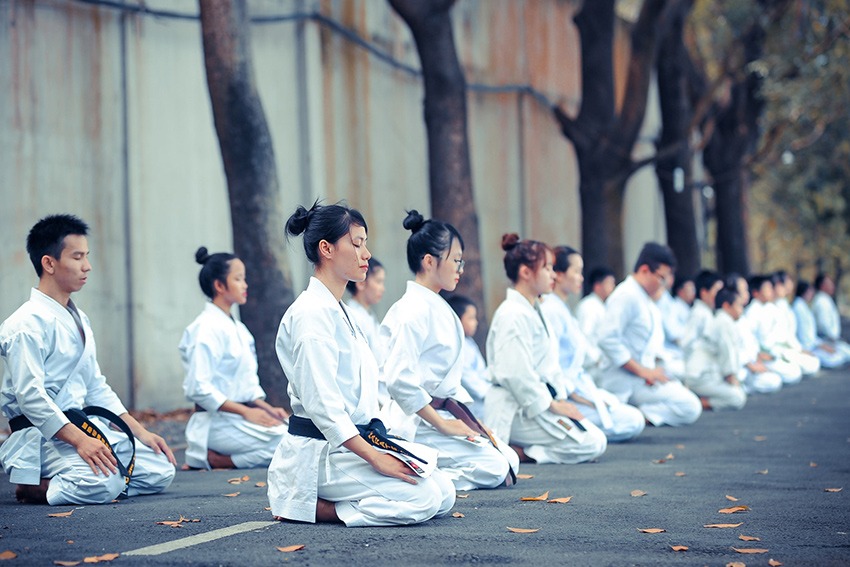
596,243,702,427
0,214,176,505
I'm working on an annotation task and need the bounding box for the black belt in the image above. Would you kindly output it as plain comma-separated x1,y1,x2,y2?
429,396,516,487
194,401,256,412
288,416,429,464
10,406,136,498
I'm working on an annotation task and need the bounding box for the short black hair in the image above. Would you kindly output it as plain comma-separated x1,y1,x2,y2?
633,242,677,273
587,266,615,287
27,214,90,277
446,294,476,319
814,273,828,290
553,246,580,273
346,257,384,295
748,274,773,294
671,275,693,296
715,287,739,310
694,270,722,295
795,279,811,299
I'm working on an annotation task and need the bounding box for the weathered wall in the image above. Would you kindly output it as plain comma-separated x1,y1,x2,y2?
0,0,664,410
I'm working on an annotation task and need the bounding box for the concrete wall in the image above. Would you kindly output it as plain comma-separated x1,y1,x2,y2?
0,0,664,410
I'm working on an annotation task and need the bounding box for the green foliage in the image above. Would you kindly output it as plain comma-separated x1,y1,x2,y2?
750,0,850,279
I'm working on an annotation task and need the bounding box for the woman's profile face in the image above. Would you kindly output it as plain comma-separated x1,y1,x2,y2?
434,237,464,293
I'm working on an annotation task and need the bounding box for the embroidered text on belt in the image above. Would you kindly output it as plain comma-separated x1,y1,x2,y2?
10,406,136,498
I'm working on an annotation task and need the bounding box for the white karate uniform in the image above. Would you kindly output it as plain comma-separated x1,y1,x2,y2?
268,277,455,526
179,303,284,469
659,292,691,348
344,299,389,406
380,281,518,490
575,293,610,377
811,291,850,358
682,310,746,411
540,294,644,442
745,300,813,380
484,289,607,464
0,289,175,505
735,314,785,393
596,277,702,427
793,297,848,368
459,336,491,421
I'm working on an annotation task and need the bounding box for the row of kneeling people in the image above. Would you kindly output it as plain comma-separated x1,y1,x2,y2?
1,209,846,527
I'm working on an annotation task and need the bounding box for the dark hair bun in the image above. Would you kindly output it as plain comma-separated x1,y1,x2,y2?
402,210,426,233
286,203,316,237
195,246,211,265
501,233,521,251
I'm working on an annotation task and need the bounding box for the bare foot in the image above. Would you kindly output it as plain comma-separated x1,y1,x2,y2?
16,478,50,504
700,397,713,411
316,498,341,523
207,449,235,469
510,445,536,463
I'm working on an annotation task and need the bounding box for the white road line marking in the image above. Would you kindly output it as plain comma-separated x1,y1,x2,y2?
123,520,278,556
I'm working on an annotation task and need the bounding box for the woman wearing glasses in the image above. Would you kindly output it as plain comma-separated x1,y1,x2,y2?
379,210,519,491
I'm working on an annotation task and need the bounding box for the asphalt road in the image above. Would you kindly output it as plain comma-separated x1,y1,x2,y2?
1,369,849,566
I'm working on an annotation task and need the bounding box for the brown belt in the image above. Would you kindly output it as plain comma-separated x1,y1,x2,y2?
429,396,516,486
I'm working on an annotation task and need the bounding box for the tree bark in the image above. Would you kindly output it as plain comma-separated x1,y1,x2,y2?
555,0,678,277
199,0,293,407
655,0,700,277
388,0,487,345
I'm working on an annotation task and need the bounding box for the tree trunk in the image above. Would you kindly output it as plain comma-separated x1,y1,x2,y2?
556,0,678,277
199,0,293,407
655,0,700,277
388,0,487,345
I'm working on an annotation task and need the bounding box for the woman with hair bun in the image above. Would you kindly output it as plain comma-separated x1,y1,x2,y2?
379,210,519,491
179,247,289,470
268,201,455,527
485,234,607,464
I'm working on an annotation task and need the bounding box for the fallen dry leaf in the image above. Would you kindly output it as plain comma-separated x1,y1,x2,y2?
516,474,534,479
452,512,465,518
725,495,739,502
726,562,746,567
719,505,750,514
670,545,688,552
520,491,549,501
630,490,647,497
223,492,240,497
155,521,183,528
768,559,783,566
264,507,272,511
704,523,744,528
652,458,668,464
674,471,686,477
82,553,119,563
755,469,769,475
810,462,817,467
66,541,74,544
754,435,767,441
675,444,685,449
241,475,250,481
0,550,17,560
665,453,675,460
637,528,666,533
825,488,843,493
255,482,267,488
739,534,761,541
547,496,573,504
48,510,74,518
276,545,305,553
227,478,243,484
53,561,81,566
507,527,540,533
456,494,469,499
732,547,769,554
